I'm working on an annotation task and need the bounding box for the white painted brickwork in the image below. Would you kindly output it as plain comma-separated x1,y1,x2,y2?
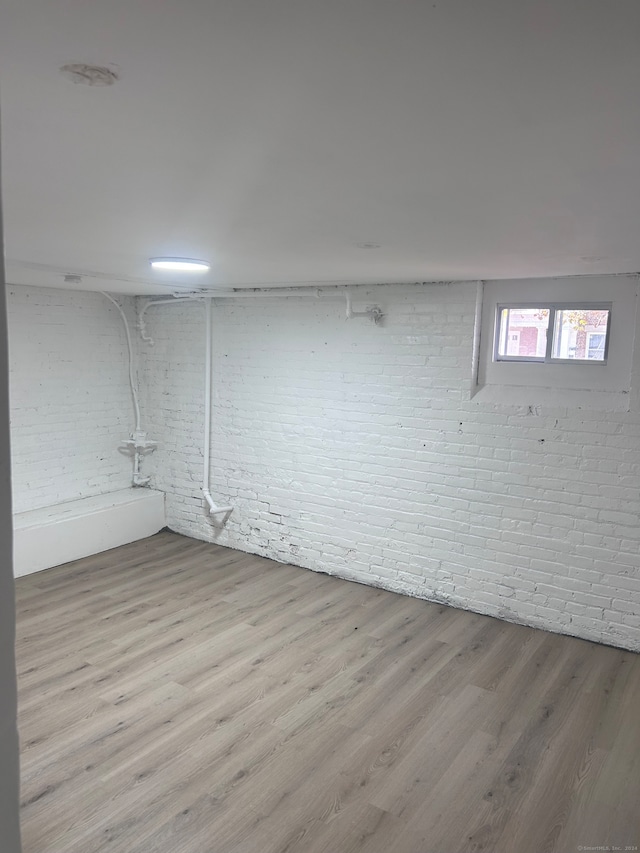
8,286,137,513
140,283,640,652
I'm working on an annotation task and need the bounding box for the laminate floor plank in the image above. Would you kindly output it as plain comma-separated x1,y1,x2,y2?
15,530,640,853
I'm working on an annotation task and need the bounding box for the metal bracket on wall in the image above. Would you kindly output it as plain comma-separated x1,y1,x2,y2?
345,290,384,324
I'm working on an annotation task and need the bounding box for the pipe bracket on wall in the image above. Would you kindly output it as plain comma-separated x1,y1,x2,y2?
345,290,384,324
119,430,157,486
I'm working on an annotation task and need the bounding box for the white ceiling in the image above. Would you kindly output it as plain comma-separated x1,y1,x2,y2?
2,0,640,295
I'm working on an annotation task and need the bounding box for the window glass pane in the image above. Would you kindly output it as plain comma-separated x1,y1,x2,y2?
551,309,609,361
497,307,549,358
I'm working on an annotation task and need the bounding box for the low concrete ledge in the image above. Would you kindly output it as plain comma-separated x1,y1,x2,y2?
13,488,166,577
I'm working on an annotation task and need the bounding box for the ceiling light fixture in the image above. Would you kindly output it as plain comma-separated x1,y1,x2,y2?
150,258,210,272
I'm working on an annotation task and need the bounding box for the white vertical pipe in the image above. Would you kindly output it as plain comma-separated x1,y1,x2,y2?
471,280,484,392
202,300,233,516
100,292,142,433
345,289,354,318
202,298,212,500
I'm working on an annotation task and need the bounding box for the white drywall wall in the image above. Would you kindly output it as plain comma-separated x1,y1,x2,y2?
7,286,137,513
140,281,640,652
0,182,22,850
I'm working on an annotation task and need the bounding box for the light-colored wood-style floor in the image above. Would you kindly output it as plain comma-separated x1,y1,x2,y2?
15,531,640,853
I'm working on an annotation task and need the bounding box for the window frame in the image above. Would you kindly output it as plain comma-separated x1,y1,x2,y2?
494,302,612,365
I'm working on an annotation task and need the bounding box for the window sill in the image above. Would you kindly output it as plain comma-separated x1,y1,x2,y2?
471,383,631,412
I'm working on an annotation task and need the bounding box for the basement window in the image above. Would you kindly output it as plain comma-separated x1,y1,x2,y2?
473,276,638,411
495,304,611,364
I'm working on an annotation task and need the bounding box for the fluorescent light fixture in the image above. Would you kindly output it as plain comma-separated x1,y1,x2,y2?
150,258,210,272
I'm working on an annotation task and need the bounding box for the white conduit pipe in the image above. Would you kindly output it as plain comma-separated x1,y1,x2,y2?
471,280,484,391
101,292,141,433
137,289,325,344
138,284,385,343
345,289,384,324
202,299,233,516
137,296,204,344
345,289,367,319
208,288,323,299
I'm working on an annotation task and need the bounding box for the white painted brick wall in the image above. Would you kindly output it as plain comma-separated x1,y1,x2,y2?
142,283,638,651
8,286,137,512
